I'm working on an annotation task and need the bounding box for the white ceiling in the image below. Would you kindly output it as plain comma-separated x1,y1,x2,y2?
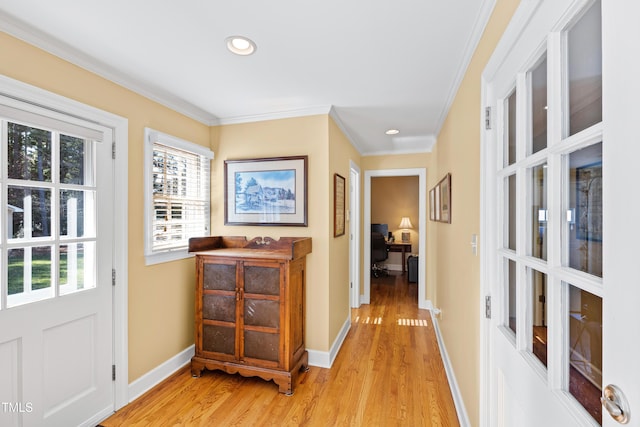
0,0,494,155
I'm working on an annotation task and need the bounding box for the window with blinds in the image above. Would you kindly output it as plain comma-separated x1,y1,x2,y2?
144,128,213,265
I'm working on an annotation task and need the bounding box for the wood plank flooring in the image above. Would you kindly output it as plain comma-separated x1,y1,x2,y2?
100,272,459,426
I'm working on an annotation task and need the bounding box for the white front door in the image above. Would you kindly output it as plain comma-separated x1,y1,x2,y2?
0,97,114,426
482,1,639,426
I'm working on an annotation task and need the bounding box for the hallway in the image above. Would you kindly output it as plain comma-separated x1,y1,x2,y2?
100,272,459,426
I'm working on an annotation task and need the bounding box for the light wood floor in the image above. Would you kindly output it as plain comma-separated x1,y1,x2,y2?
100,272,459,426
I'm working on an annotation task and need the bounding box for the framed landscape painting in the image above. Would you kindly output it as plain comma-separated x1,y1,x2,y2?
224,155,308,226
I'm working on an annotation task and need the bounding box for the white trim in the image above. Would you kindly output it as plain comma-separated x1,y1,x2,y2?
479,73,494,427
127,345,195,404
307,316,351,369
363,168,428,309
218,105,332,126
145,249,194,266
78,405,115,427
112,114,129,411
143,127,212,264
434,0,498,136
0,74,130,412
329,107,363,154
482,0,544,83
144,128,214,159
429,309,471,427
349,161,361,309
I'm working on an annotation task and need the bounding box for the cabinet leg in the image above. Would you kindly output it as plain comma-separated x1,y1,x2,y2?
191,359,204,378
277,377,293,396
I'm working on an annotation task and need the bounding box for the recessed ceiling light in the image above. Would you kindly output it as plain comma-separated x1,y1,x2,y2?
225,36,256,56
385,129,400,135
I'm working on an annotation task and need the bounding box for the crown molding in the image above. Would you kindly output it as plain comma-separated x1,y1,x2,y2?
0,11,218,126
434,0,498,136
216,105,332,125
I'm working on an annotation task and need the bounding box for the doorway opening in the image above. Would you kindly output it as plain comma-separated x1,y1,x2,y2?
363,168,428,309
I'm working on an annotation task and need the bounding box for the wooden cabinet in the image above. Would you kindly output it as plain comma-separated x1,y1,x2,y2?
188,236,311,395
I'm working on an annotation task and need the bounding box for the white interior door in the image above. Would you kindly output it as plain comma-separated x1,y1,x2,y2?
482,1,639,426
0,98,114,427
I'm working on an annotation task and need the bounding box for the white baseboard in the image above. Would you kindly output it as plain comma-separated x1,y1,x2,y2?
307,316,351,369
128,345,195,403
429,309,471,427
81,405,114,427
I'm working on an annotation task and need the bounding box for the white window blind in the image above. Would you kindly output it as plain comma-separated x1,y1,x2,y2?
144,128,213,264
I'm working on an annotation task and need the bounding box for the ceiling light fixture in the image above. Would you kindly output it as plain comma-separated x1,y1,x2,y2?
385,129,400,135
225,36,256,56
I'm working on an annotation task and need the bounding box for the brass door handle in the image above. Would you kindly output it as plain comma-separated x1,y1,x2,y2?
601,384,630,424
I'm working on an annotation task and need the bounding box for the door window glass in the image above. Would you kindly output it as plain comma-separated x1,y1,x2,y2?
567,1,602,136
507,174,517,251
530,163,547,260
507,259,517,335
531,56,548,154
568,284,602,424
565,143,602,277
3,120,98,308
530,269,547,367
505,90,517,166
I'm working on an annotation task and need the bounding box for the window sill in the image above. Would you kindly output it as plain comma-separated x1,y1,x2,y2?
145,249,194,266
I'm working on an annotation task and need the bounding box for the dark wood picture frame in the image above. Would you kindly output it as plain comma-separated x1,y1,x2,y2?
334,173,346,237
430,173,451,223
438,173,452,223
224,155,308,226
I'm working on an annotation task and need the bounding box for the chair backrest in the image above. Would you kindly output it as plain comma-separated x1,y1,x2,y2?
371,232,388,263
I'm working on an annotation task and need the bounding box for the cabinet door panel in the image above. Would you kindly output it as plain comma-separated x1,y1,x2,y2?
244,299,280,328
203,325,235,355
244,265,279,295
244,330,279,362
203,263,236,291
203,294,235,322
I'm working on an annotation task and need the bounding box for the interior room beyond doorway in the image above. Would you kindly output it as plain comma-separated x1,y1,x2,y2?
370,175,419,275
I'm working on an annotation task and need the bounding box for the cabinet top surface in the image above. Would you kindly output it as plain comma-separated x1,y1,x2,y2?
190,236,311,260
193,247,295,260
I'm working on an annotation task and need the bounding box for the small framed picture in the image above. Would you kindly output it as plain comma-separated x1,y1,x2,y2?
334,173,346,237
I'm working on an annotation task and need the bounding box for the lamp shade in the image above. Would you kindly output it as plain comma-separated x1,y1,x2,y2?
398,217,413,229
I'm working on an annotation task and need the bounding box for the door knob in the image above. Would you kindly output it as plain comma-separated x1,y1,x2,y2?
601,384,630,424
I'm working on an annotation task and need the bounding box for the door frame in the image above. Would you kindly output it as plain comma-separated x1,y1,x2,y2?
363,168,427,309
0,75,130,415
349,160,361,309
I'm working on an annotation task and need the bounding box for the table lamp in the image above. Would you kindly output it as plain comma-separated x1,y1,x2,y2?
398,217,413,242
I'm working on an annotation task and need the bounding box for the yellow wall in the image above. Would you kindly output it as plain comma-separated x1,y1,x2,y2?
371,176,420,245
328,117,361,344
213,115,359,352
0,32,211,382
433,1,520,425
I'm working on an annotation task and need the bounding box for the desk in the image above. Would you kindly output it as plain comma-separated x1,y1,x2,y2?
386,242,412,272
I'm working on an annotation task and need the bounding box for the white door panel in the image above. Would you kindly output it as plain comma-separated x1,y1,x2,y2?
482,0,639,426
0,105,113,427
601,2,640,426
